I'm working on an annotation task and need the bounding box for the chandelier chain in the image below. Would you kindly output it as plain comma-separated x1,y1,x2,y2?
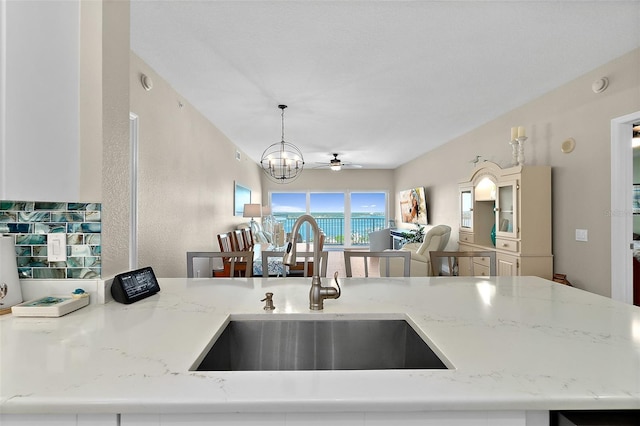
281,108,285,142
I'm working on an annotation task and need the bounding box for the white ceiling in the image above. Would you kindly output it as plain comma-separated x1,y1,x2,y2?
130,1,640,170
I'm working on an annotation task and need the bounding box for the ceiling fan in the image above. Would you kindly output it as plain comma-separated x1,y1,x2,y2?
314,153,363,171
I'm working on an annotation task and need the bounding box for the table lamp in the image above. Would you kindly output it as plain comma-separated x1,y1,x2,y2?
243,204,262,232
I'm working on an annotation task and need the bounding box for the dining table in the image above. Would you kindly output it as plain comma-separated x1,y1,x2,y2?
253,242,319,277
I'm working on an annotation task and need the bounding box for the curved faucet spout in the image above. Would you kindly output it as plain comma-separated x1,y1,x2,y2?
282,214,339,310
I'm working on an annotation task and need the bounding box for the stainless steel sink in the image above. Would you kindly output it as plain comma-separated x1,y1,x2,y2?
193,318,448,371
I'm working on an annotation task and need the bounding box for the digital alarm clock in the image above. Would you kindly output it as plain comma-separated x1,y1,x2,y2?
111,267,160,304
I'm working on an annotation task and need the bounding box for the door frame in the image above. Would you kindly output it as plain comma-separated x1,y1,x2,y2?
610,110,640,304
129,113,139,270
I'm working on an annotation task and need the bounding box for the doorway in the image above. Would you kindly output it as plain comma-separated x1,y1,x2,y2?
610,111,640,305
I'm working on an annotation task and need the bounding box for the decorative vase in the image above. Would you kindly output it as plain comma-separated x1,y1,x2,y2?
490,224,496,247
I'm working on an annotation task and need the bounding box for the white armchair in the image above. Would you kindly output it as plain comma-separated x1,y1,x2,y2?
380,225,451,277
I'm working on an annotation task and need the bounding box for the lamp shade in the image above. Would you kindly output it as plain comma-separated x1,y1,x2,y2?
243,204,262,218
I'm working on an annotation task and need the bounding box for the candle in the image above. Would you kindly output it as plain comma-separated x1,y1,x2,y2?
517,126,526,138
510,127,517,141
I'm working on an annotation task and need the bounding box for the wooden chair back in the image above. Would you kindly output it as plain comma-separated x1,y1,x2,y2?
186,251,254,278
217,232,235,252
343,250,411,277
429,251,496,276
233,229,249,251
242,228,254,249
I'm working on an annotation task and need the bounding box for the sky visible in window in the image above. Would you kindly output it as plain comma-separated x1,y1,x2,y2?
272,192,385,213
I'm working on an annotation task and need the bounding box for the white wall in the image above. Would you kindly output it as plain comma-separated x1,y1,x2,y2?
100,0,132,278
130,53,263,278
395,48,640,297
1,0,80,201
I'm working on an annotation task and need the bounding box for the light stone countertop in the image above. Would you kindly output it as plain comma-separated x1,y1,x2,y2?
1,276,639,415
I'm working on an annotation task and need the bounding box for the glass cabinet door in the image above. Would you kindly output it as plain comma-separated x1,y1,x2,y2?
460,185,473,231
496,180,518,238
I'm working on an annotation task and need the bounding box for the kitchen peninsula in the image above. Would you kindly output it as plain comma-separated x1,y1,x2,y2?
1,275,639,425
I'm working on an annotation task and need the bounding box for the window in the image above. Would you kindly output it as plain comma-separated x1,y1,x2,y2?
311,193,344,245
350,192,386,246
270,191,387,247
271,192,306,240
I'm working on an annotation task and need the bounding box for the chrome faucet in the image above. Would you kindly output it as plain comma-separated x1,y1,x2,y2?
282,214,340,310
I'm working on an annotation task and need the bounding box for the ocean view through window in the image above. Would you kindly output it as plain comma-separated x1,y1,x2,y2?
270,192,387,247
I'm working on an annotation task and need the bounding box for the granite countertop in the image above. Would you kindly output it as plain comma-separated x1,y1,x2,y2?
1,276,639,414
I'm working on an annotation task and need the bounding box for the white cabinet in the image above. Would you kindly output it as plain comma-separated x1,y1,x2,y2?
460,184,474,233
119,411,546,425
0,414,117,425
458,162,552,279
497,252,519,276
496,179,518,239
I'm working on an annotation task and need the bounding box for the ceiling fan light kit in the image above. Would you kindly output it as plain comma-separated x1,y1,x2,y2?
260,105,305,184
330,154,342,171
315,153,362,171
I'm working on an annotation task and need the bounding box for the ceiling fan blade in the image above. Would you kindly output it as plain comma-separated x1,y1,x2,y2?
310,154,363,170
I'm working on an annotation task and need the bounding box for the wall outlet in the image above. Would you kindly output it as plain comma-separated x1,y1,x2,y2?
575,229,588,242
47,233,67,262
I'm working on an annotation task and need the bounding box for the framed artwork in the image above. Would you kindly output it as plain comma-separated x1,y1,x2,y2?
234,182,251,217
634,184,640,215
400,187,428,225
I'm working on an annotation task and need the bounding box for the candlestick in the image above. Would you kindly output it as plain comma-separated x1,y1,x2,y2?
509,140,519,166
517,136,527,165
517,126,526,138
511,127,517,141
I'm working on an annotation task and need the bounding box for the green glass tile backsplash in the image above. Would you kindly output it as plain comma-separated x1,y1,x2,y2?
0,201,101,279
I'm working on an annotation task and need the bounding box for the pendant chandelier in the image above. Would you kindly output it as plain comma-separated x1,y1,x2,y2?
260,105,304,183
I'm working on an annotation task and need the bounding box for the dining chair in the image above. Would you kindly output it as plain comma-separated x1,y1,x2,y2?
261,250,329,278
242,227,255,249
186,251,254,278
287,233,325,277
217,231,252,276
429,251,496,276
343,250,411,277
217,232,235,252
233,229,249,251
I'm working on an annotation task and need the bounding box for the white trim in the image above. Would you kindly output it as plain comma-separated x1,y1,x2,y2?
0,0,6,198
611,110,640,304
129,113,139,270
344,192,352,245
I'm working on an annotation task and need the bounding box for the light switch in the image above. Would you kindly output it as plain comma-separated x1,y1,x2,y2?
575,229,588,242
47,233,67,262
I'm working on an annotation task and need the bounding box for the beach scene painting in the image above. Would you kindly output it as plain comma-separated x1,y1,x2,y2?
400,187,428,225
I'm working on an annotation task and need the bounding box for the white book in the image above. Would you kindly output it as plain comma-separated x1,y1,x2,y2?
11,295,89,317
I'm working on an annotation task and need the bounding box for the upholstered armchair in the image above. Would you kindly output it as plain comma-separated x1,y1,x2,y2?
380,225,452,277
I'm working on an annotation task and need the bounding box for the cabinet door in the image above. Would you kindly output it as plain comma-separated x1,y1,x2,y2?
495,179,518,239
0,414,118,425
497,253,519,276
459,184,473,232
